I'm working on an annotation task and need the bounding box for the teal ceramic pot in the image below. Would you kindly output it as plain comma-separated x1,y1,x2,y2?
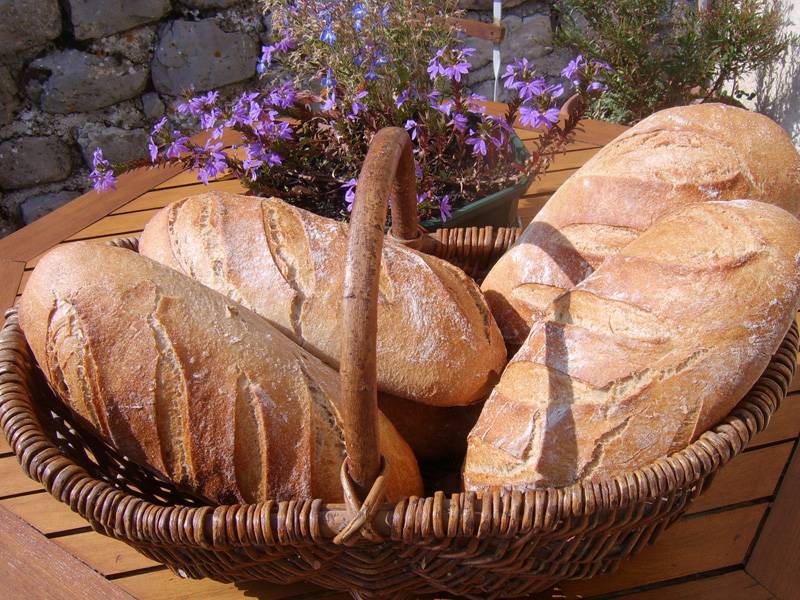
420,134,531,230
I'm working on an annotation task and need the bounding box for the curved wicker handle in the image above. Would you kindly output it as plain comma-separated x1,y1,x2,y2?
340,127,419,496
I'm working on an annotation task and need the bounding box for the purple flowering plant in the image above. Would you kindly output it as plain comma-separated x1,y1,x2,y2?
90,0,608,224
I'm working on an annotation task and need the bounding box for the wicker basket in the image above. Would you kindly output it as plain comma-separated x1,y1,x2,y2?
1,128,798,600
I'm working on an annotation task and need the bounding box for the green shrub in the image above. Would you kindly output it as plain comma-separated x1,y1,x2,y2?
555,0,795,124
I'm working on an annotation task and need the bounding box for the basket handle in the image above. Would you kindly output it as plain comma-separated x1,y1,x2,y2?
340,127,419,497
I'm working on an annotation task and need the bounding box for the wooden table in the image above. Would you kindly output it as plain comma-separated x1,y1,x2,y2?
0,117,798,600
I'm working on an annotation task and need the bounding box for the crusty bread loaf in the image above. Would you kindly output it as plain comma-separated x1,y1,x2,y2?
138,191,506,407
464,200,800,491
482,104,800,347
19,242,423,504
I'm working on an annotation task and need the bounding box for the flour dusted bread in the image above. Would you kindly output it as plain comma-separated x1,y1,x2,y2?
19,242,422,504
464,200,800,491
139,191,506,407
482,103,800,347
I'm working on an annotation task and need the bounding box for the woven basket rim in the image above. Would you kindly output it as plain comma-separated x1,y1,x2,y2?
1,300,796,546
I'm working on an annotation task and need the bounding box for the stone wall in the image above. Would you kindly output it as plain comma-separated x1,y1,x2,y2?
0,0,560,237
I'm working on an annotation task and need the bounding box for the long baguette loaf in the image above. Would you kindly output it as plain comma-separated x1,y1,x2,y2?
139,191,506,407
464,200,800,491
19,242,423,504
482,103,800,347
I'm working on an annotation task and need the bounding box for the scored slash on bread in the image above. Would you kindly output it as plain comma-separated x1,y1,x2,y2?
482,103,800,348
464,200,800,491
19,242,423,504
139,191,507,407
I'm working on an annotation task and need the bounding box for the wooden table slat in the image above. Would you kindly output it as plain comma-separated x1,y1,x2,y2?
54,531,161,577
116,569,344,600
0,505,134,600
561,503,766,597
749,393,800,447
63,208,162,242
685,441,793,514
747,442,800,598
0,492,90,536
0,165,185,263
0,456,44,498
578,569,774,600
111,179,247,215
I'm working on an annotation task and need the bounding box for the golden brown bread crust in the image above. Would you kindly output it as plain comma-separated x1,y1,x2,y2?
482,104,800,347
464,200,800,491
19,242,422,504
139,191,506,407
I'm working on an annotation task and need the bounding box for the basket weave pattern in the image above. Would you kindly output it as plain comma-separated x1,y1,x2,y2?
1,128,798,599
1,282,796,599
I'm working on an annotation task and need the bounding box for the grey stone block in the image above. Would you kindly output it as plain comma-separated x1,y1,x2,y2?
20,190,81,224
32,50,150,114
180,0,241,8
0,137,73,190
77,123,149,166
0,65,19,126
0,0,62,55
152,19,258,95
142,92,166,120
67,0,172,40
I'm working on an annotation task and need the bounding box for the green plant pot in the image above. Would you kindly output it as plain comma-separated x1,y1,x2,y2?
420,134,531,230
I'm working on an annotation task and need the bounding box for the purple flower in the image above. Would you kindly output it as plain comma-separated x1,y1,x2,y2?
151,116,168,136
427,46,473,81
547,83,565,98
432,99,453,116
466,131,488,156
321,91,337,112
321,25,336,45
587,80,607,92
227,91,260,128
591,60,613,73
257,36,295,73
352,3,366,18
439,194,452,222
148,137,159,163
427,49,444,80
164,133,190,160
178,91,218,117
449,112,468,133
501,57,532,90
518,106,560,129
193,140,228,185
404,119,418,140
342,178,357,212
561,54,586,83
90,169,118,193
395,87,414,108
89,148,118,193
348,90,368,119
199,107,221,130
416,190,430,205
321,68,337,89
267,85,297,109
517,77,547,101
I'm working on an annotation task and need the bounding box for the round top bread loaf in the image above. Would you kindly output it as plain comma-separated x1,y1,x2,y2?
464,199,800,491
481,103,800,347
139,191,507,407
19,242,423,504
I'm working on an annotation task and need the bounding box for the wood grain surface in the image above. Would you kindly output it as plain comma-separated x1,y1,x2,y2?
747,441,800,598
0,505,133,600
